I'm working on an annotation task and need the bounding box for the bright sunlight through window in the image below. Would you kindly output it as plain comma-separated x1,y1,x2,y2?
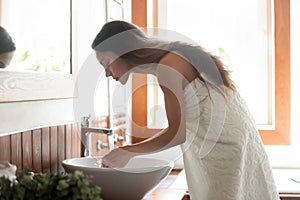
161,0,273,126
1,0,71,73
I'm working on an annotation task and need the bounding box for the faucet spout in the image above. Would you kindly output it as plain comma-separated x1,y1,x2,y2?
81,115,114,157
81,127,113,135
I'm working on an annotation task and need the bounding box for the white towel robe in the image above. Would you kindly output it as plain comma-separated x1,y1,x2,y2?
181,77,279,200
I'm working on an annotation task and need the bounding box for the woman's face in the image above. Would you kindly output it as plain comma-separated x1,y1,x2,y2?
96,51,131,85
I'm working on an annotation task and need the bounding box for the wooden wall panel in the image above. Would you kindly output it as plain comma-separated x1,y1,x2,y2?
65,124,72,159
0,123,91,173
32,129,42,172
57,125,66,172
41,127,50,172
22,131,33,170
50,126,58,173
10,134,22,169
0,135,11,162
72,124,81,158
0,124,106,170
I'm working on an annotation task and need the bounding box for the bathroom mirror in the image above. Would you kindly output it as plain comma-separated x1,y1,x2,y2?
0,0,71,73
0,0,75,103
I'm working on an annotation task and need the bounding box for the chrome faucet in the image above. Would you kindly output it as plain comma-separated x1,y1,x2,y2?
81,115,114,157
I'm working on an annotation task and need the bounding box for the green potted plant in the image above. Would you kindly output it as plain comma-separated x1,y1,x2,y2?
0,169,102,200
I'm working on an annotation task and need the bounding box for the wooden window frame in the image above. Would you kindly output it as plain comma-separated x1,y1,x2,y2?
131,0,149,143
259,0,290,145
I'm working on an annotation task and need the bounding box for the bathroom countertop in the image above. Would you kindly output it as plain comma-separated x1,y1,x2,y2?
273,168,300,194
145,168,300,200
144,170,187,200
273,168,300,199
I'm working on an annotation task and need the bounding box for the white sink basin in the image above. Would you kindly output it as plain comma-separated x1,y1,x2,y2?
62,156,174,200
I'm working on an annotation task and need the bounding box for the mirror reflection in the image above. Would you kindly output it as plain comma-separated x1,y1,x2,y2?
0,0,71,73
0,26,15,68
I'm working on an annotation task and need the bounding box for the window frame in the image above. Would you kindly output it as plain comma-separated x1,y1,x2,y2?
258,0,291,145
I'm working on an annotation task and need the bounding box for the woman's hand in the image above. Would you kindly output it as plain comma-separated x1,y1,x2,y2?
102,146,136,168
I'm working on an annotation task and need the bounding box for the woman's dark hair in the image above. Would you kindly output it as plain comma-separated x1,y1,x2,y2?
92,20,236,91
91,20,138,50
91,20,170,65
0,26,16,54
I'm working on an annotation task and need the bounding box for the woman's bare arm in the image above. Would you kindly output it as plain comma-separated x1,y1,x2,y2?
121,53,189,153
102,52,195,167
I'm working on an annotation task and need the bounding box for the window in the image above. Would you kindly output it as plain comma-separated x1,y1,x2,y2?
149,0,291,145
161,0,273,125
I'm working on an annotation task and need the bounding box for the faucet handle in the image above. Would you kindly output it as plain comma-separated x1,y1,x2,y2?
81,114,91,127
114,133,125,143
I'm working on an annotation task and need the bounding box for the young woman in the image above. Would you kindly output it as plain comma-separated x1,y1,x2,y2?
91,20,279,200
0,26,16,68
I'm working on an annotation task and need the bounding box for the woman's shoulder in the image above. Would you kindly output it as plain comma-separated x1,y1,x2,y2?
158,51,198,83
159,50,187,64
